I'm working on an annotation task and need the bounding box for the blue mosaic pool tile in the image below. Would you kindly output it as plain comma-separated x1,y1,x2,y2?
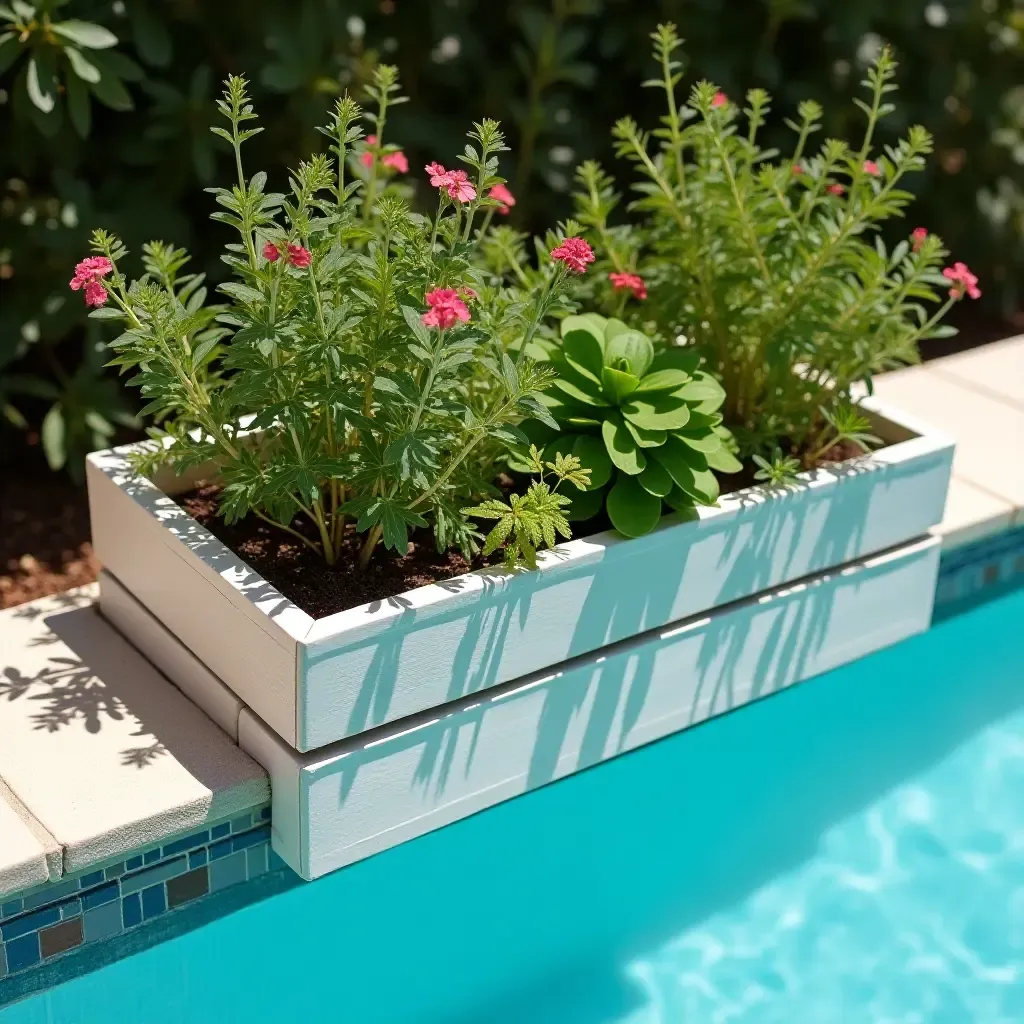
59,899,81,920
232,826,270,853
119,856,186,896
246,845,267,879
210,851,247,893
162,830,210,858
81,881,119,911
0,804,273,985
1,907,59,942
4,933,40,973
23,879,78,911
141,885,166,921
121,892,142,930
208,838,233,861
268,849,288,872
83,901,122,942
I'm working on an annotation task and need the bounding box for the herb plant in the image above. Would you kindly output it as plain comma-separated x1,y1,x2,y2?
525,313,739,538
75,69,589,571
572,23,983,465
463,446,591,571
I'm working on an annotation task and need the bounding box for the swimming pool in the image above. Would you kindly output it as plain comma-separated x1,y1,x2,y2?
4,586,1022,1023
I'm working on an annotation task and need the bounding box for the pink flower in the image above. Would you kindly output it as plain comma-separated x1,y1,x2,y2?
425,161,450,186
69,255,112,292
608,271,647,300
424,162,477,202
792,164,804,175
83,280,108,307
488,183,516,215
287,244,311,269
911,227,928,252
382,151,408,173
863,160,881,176
550,237,595,274
421,288,471,330
262,241,281,262
445,169,476,203
712,91,728,108
360,135,378,169
827,183,845,196
943,261,981,300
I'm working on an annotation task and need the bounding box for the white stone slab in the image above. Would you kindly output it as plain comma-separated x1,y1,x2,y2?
240,536,941,880
0,588,269,874
874,365,1024,510
936,476,1017,550
88,396,953,752
931,334,1024,411
0,783,61,900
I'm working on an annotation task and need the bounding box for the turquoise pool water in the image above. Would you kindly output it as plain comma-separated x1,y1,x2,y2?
4,586,1023,1023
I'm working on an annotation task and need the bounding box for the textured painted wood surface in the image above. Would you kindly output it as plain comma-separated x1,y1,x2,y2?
87,399,953,752
239,536,941,879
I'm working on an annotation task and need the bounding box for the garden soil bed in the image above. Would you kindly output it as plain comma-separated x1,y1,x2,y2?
0,462,100,610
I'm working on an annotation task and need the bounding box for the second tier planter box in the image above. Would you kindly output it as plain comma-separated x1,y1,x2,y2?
87,396,953,752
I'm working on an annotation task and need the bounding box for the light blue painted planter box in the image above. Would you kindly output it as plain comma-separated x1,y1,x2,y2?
87,397,953,753
244,535,940,879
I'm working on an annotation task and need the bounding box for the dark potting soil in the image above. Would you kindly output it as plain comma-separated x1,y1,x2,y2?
176,437,868,620
178,484,505,619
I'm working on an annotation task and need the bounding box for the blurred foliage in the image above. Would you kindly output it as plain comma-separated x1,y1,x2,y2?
1,0,1022,477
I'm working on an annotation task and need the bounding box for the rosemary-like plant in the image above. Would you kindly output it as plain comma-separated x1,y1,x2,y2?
75,68,587,570
572,23,981,464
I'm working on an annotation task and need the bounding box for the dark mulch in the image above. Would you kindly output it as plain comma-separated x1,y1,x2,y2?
0,457,100,609
178,484,501,619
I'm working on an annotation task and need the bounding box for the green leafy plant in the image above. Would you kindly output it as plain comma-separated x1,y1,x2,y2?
463,444,590,569
573,23,984,467
0,0,140,137
523,313,740,538
751,447,800,486
79,69,588,570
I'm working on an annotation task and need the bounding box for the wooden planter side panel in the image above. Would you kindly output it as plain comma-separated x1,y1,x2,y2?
86,453,303,746
242,536,940,880
297,432,952,749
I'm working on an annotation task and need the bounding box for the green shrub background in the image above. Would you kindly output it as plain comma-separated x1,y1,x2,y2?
2,0,1022,476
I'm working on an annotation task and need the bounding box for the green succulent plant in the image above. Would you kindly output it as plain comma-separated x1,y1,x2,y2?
525,313,741,538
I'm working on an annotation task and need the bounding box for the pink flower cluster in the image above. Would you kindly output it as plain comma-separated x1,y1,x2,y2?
712,91,728,109
911,227,928,252
488,183,516,215
421,288,471,329
69,256,113,307
943,262,981,300
361,135,409,173
550,237,595,275
263,242,311,268
425,162,477,203
863,160,881,177
609,271,647,300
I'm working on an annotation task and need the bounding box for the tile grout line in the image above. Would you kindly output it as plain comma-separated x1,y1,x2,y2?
927,363,1024,416
0,778,63,882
